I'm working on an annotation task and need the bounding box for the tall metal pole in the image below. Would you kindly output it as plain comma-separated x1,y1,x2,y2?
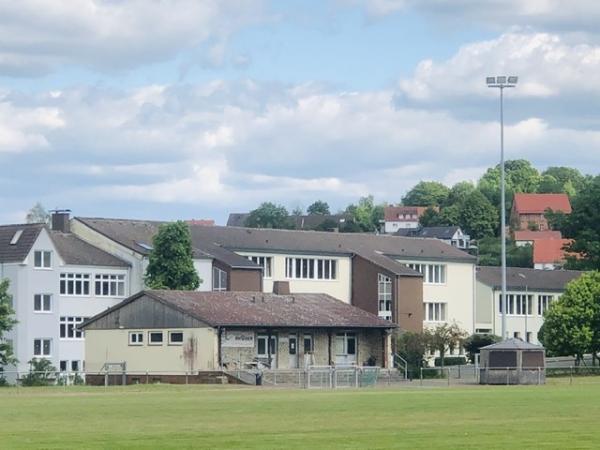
500,86,507,340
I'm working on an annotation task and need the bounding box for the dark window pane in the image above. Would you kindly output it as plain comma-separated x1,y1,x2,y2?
347,337,356,355
170,332,183,343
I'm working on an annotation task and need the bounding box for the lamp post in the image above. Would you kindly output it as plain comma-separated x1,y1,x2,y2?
518,273,529,341
486,75,518,340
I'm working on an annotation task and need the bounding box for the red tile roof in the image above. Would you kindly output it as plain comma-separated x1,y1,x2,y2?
384,206,435,222
513,193,572,214
514,230,562,241
186,219,215,226
533,238,573,264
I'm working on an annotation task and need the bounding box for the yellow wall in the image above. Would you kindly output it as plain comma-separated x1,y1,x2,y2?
85,328,218,373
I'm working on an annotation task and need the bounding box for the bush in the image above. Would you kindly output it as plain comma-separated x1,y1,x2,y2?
434,356,467,367
21,358,56,386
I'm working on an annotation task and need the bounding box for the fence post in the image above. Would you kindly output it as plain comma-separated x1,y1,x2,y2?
569,366,573,386
458,365,461,379
185,371,189,385
447,368,450,387
355,367,359,388
420,367,423,386
331,367,336,389
506,367,510,386
537,367,541,385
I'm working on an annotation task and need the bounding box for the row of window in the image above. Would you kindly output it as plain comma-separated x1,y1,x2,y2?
424,302,447,322
60,273,126,297
405,263,446,284
284,257,337,280
59,360,82,372
377,274,392,320
128,331,184,346
498,294,555,316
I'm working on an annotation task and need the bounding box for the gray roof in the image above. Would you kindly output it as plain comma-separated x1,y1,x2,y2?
49,232,130,268
477,266,583,292
0,223,44,263
415,226,462,239
74,217,257,269
74,218,475,278
84,290,396,329
481,338,544,351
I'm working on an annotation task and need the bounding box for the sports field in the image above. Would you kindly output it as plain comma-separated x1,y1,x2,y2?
1,379,599,449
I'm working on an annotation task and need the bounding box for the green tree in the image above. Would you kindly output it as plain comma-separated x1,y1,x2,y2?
25,202,49,224
541,167,586,196
476,237,532,268
419,207,443,227
402,181,450,207
445,181,476,207
307,200,331,215
397,332,427,376
478,159,541,212
539,272,600,362
424,323,468,369
558,176,600,270
245,202,293,229
439,205,460,226
537,174,563,194
463,333,501,363
345,196,384,232
0,279,17,367
457,190,498,239
145,221,201,290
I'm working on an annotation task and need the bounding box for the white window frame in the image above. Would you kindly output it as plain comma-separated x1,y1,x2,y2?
538,295,554,316
129,332,144,346
60,316,85,340
377,273,392,320
168,331,184,346
212,267,228,291
335,332,357,356
94,274,126,297
33,294,52,313
284,257,337,280
257,335,277,357
406,263,446,285
59,273,91,296
148,331,164,346
33,250,52,269
499,294,533,316
424,302,447,322
247,256,272,278
33,338,52,357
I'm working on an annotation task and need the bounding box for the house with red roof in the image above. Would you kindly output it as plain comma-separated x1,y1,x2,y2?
533,238,573,270
383,206,435,233
510,193,571,231
513,230,562,247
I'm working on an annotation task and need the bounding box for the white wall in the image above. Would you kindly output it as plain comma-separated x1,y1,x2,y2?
234,251,352,302
193,259,212,291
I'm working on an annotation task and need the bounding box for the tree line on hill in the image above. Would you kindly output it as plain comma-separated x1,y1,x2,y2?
243,160,599,270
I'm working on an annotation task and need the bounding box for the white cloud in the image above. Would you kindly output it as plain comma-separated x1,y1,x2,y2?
354,0,600,32
0,0,266,76
398,32,600,103
1,75,600,224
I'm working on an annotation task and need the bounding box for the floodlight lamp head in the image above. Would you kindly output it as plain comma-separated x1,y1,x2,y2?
486,76,496,85
508,76,518,84
496,76,507,84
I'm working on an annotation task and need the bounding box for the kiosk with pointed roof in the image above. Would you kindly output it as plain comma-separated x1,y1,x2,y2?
479,338,546,385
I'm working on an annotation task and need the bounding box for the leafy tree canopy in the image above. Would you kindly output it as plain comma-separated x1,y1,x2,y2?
345,196,384,232
476,237,533,268
25,202,49,224
457,190,498,240
145,221,201,290
541,166,586,195
245,202,293,229
307,200,331,215
539,271,600,361
478,159,541,209
424,322,468,368
402,181,450,207
463,333,501,363
0,279,17,366
445,181,476,207
560,176,600,270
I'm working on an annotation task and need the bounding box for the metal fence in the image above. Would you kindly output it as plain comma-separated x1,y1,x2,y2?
2,364,600,389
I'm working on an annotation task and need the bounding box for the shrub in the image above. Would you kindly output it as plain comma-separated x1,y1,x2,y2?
434,356,467,367
21,358,56,386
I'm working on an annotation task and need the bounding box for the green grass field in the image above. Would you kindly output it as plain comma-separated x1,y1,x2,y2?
1,379,599,449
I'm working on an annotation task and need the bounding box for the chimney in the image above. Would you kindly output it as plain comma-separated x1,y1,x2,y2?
272,281,290,295
51,209,71,233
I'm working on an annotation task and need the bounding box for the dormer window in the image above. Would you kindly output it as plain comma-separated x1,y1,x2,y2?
10,230,23,245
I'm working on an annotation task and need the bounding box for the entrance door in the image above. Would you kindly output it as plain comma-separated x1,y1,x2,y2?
335,332,357,365
288,334,298,368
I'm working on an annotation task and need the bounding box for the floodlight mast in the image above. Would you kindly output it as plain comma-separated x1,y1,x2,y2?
486,75,518,340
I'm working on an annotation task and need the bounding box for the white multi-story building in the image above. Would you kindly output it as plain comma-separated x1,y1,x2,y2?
1,215,130,379
475,266,583,344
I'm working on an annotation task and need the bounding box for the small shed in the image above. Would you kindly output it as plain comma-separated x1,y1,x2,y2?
479,338,545,385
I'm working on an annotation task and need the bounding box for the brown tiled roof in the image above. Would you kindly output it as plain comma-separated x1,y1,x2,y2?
384,206,434,222
513,193,572,214
513,230,562,241
85,290,396,329
476,266,583,292
533,238,573,264
0,223,44,263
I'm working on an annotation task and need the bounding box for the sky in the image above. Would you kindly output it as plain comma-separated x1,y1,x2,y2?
1,1,600,225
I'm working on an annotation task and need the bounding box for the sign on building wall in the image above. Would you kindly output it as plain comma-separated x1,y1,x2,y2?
222,331,255,348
